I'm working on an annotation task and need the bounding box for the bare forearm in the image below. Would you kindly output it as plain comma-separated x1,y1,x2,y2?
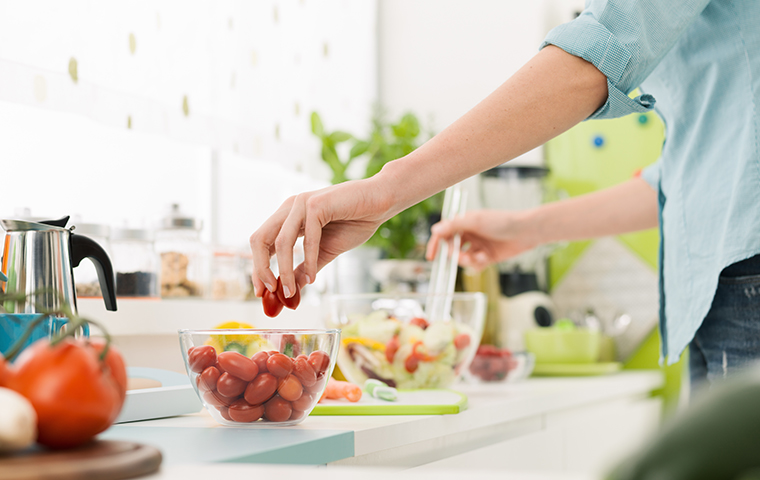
377,45,608,216
527,177,659,244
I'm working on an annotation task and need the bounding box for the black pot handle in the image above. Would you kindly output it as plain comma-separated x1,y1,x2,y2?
70,234,118,311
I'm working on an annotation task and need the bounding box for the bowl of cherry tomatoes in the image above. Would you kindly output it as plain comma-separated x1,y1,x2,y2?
467,345,535,383
179,329,340,426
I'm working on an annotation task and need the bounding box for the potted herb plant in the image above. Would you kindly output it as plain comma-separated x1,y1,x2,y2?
311,110,442,291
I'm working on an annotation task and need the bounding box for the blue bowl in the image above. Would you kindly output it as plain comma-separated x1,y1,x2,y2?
0,314,89,358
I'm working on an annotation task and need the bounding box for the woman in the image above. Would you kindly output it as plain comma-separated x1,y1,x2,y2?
249,0,760,388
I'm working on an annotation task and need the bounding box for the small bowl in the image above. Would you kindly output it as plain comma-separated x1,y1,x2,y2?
325,292,486,389
467,346,535,383
179,329,340,426
524,328,601,364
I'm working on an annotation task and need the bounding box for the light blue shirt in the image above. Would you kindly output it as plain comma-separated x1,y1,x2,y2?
542,0,760,364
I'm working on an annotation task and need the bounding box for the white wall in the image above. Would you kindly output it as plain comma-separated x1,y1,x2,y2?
378,0,549,133
377,0,583,208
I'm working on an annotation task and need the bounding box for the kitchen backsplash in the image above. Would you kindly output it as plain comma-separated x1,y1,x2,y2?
0,0,377,247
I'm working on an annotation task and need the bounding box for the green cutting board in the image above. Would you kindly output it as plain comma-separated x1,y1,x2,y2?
310,389,468,416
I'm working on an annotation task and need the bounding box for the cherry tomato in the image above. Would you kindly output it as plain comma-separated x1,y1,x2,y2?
293,356,317,387
228,399,265,423
198,366,221,392
275,277,301,310
262,289,284,317
264,395,292,422
217,351,258,381
385,336,400,363
7,337,127,449
289,409,306,421
218,406,234,422
410,317,429,330
291,392,314,412
278,375,303,402
244,373,277,405
454,333,471,350
280,334,301,357
216,372,247,397
267,353,294,378
305,375,327,394
404,354,420,373
308,351,330,376
251,351,270,373
188,345,217,373
203,389,236,407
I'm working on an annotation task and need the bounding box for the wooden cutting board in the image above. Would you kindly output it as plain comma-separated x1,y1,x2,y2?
0,440,162,480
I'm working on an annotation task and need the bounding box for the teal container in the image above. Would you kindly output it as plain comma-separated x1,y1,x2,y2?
0,314,89,358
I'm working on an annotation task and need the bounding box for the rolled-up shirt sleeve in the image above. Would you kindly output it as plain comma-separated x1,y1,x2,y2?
640,159,661,190
541,0,711,120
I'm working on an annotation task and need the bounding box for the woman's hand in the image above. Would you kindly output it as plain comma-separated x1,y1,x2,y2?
425,210,540,271
249,177,393,300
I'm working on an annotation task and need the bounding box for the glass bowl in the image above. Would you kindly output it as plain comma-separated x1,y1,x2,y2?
325,292,486,389
178,329,340,426
467,346,535,383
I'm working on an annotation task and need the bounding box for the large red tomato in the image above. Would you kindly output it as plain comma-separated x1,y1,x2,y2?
6,337,127,449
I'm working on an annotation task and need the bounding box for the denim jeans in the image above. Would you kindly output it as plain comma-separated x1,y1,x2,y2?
690,254,760,391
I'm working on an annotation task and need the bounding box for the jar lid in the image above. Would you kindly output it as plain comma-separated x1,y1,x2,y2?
161,204,201,230
112,227,154,242
73,222,111,238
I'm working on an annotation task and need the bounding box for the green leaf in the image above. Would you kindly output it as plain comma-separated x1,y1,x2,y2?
321,144,342,171
329,131,353,143
349,141,370,160
311,112,324,137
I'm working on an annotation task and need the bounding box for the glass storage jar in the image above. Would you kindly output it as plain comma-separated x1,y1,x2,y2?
155,204,205,299
111,227,160,298
209,250,247,301
72,222,111,298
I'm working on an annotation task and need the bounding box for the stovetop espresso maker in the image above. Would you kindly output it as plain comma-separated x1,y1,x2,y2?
1,216,117,314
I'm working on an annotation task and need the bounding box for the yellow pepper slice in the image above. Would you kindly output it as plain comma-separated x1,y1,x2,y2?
342,337,386,352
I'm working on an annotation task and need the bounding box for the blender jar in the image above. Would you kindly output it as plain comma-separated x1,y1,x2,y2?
72,222,111,298
111,227,160,298
155,204,205,299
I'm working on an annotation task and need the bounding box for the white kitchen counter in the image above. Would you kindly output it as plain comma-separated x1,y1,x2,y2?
103,371,663,478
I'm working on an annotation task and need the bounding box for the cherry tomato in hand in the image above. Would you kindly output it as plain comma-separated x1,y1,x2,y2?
262,289,284,317
275,277,301,310
7,337,127,449
217,351,258,381
188,345,217,373
244,373,278,405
